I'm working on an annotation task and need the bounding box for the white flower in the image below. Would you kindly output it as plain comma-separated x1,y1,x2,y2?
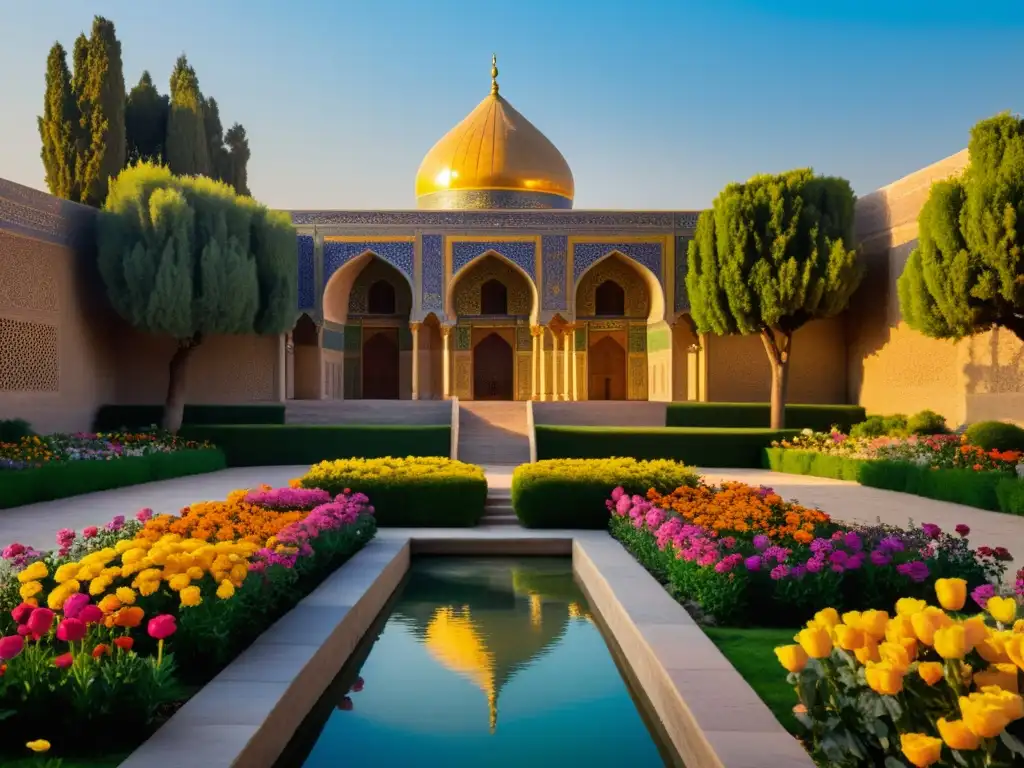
1016,463,1024,479
801,428,813,437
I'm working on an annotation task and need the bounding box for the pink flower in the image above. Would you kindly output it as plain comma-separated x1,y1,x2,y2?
1,542,26,559
53,652,73,668
56,528,76,548
0,635,24,660
351,676,364,693
62,593,90,620
136,508,154,522
82,526,98,539
147,614,177,640
26,608,55,636
78,605,103,624
338,696,353,711
955,524,970,537
57,618,87,643
11,602,34,624
106,515,125,532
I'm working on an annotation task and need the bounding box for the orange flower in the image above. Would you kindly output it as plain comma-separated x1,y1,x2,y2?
114,606,144,628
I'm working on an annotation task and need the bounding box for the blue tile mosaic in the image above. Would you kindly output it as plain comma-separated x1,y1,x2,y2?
572,242,663,285
452,240,536,281
297,235,315,310
674,236,691,313
289,209,699,232
541,235,568,311
323,240,415,286
421,235,443,313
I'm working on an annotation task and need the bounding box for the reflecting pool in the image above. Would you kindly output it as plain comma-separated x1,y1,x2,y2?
277,557,675,768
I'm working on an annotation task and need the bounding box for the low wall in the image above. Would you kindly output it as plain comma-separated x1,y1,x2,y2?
532,401,668,427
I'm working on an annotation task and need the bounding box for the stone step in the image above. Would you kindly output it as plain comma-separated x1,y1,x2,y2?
479,514,520,526
484,501,514,514
486,490,511,501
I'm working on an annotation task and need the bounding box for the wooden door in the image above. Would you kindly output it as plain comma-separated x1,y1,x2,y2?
473,333,514,400
362,330,399,399
587,336,626,400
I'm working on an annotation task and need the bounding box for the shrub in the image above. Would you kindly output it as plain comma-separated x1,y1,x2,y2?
996,477,1024,516
906,409,948,435
299,457,486,527
535,425,798,467
850,414,908,439
965,420,1024,452
181,424,451,466
666,403,865,432
512,458,698,529
0,419,35,442
93,403,286,431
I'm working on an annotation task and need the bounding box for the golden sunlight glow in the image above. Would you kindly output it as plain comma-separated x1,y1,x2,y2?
529,594,542,628
424,606,499,733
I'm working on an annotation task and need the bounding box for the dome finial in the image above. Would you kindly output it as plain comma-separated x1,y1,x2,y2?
490,53,499,96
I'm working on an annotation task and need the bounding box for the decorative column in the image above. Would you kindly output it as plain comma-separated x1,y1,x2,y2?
571,326,579,401
551,331,561,401
539,326,548,401
562,327,572,401
410,321,421,400
441,325,452,399
530,325,542,399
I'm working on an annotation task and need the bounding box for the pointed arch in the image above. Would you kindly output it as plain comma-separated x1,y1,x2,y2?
323,251,413,325
445,250,539,323
573,251,665,323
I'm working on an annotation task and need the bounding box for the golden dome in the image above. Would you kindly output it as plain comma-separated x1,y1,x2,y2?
415,56,574,209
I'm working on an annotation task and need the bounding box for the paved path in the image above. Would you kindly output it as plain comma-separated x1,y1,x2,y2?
701,468,1024,577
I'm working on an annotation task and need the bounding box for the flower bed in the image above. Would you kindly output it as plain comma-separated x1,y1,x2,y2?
0,431,225,509
609,481,1006,626
298,457,486,526
0,485,376,759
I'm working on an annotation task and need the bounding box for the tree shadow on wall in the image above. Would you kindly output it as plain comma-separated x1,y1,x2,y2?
963,327,1024,397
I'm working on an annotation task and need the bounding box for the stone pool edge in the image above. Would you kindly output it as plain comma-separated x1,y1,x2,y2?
118,529,812,768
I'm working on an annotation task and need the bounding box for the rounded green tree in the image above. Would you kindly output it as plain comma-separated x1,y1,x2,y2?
97,162,297,431
898,112,1024,343
686,169,863,428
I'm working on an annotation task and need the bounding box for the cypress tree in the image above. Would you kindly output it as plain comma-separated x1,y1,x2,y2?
126,71,169,164
38,43,79,199
224,123,251,196
202,96,229,182
165,55,210,177
70,33,91,201
78,16,126,206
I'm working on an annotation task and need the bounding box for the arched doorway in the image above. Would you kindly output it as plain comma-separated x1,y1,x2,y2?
588,336,626,401
362,329,400,399
473,333,514,400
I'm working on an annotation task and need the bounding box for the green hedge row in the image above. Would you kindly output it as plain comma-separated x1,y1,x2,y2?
0,449,226,509
534,426,799,468
93,403,286,431
764,448,1024,514
180,425,451,466
666,402,866,432
512,458,699,529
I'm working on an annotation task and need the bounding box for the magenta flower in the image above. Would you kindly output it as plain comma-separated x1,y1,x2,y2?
972,583,996,610
897,560,930,583
921,523,941,540
26,607,55,636
106,515,125,532
136,508,154,522
752,534,770,551
82,526,98,539
955,524,970,537
0,635,24,660
62,593,90,620
744,556,762,571
57,618,87,643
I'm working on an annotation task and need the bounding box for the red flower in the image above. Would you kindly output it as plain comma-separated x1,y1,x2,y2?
338,696,353,711
351,676,364,693
57,618,87,643
147,614,177,640
91,643,110,658
26,608,54,636
995,547,1013,561
113,636,134,651
53,652,73,668
78,605,103,624
955,524,970,537
10,603,34,624
0,635,24,660
978,546,994,557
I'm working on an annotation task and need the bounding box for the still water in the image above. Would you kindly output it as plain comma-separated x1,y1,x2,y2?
279,557,674,768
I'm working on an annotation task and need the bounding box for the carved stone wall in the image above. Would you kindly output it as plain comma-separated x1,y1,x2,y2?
576,257,649,318
453,256,531,316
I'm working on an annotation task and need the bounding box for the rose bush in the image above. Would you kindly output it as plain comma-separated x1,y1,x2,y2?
0,431,213,471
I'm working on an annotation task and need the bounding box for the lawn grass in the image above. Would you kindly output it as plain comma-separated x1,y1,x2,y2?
702,625,801,734
5,755,127,768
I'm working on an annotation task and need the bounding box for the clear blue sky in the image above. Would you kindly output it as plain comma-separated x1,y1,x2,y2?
1,0,1020,211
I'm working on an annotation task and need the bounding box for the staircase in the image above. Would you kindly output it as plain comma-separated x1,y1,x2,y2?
456,401,531,466
286,400,450,425
480,486,518,526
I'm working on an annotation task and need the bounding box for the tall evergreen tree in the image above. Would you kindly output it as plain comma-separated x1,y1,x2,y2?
126,71,169,164
71,33,89,100
70,33,91,199
38,43,79,199
165,55,210,177
78,16,126,206
202,96,229,182
224,123,251,196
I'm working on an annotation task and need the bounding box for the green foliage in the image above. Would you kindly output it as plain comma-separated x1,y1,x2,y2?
535,425,798,467
300,457,487,526
906,409,948,435
165,55,210,177
77,16,126,207
849,414,908,439
125,71,168,164
512,458,698,528
223,123,251,196
0,419,36,442
964,420,1024,452
0,449,225,509
898,113,1024,341
92,403,285,431
995,476,1024,516
665,402,865,432
38,43,79,199
202,96,229,183
180,425,451,466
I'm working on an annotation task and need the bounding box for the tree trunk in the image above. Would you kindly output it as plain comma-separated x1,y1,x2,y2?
760,328,792,430
163,334,202,433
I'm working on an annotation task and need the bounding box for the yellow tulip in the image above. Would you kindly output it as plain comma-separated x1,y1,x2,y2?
1006,635,1024,671
886,615,916,644
1014,619,1024,633
25,740,50,753
813,607,840,628
918,661,944,686
960,690,1018,737
962,616,989,649
879,642,910,672
935,578,968,611
895,597,928,617
18,581,43,600
900,636,918,662
973,663,1019,693
978,685,1024,721
936,718,979,751
841,610,862,628
900,733,942,767
216,580,235,600
865,660,904,696
180,586,202,607
797,626,833,659
775,645,809,673
834,625,865,652
934,625,968,660
988,596,1018,625
860,610,889,641
912,607,952,646
855,639,881,665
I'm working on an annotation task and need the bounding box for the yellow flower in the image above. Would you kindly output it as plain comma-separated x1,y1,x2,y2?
936,718,980,751
230,563,249,584
973,663,1019,693
89,576,112,596
918,661,944,686
962,615,989,649
115,587,136,605
167,573,191,592
911,607,952,646
47,584,74,611
137,578,160,597
186,566,205,580
797,626,833,659
860,610,889,642
180,586,202,607
935,578,968,611
960,688,1024,737
17,561,48,583
774,645,808,673
813,607,840,628
19,580,43,600
989,596,1018,625
25,740,50,753
97,594,122,613
855,639,880,665
1013,619,1024,634
979,685,1024,721
886,615,917,644
879,642,911,672
834,625,865,651
53,563,81,584
934,625,968,660
865,660,904,695
895,597,928,617
900,733,942,767
841,610,862,629
215,581,234,602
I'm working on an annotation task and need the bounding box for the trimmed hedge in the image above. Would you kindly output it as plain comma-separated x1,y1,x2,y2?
534,425,799,468
764,447,1024,514
964,421,1024,452
299,457,486,527
93,403,286,431
512,458,699,528
180,425,451,466
0,449,226,509
666,402,865,432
